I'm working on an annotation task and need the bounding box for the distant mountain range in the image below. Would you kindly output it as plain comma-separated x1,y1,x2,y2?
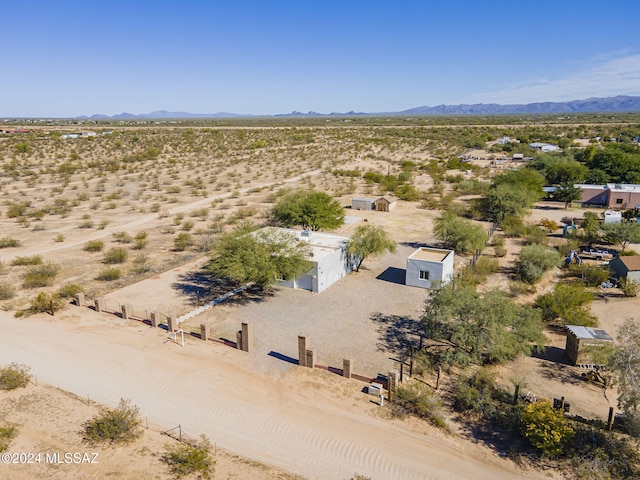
78,110,249,120
78,96,640,120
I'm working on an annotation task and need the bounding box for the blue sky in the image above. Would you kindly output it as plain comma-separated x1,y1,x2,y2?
1,0,639,117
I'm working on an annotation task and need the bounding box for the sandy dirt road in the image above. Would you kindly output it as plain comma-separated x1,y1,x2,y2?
0,310,546,480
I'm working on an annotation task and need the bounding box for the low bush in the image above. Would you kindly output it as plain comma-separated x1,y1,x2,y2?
535,283,596,326
0,283,16,300
0,423,18,452
58,283,84,298
82,399,142,445
174,233,193,251
392,382,447,429
161,435,214,479
514,244,562,284
619,277,639,297
23,262,61,288
103,247,128,264
83,240,104,252
567,263,611,286
132,231,148,250
520,401,574,457
112,231,132,243
453,369,502,417
11,255,43,266
19,292,63,316
0,237,21,248
96,267,122,281
0,363,31,390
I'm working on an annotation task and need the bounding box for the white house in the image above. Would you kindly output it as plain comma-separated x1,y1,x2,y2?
260,228,355,294
406,247,454,289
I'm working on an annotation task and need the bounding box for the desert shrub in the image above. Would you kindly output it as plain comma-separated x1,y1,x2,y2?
619,249,638,256
0,363,31,390
0,283,16,300
567,264,611,287
11,255,43,266
473,257,499,276
501,215,526,237
190,207,209,219
453,369,502,417
83,240,104,252
569,426,640,480
174,233,193,251
161,435,214,479
534,283,596,326
514,244,562,284
0,237,21,248
508,280,537,297
619,277,639,297
54,234,65,243
82,399,142,445
494,246,507,257
520,401,574,457
23,262,61,288
0,422,18,452
112,231,132,243
78,215,94,228
58,283,84,298
103,247,128,264
392,382,447,429
96,267,122,281
132,231,148,250
540,219,559,232
181,220,195,231
20,291,63,316
521,225,549,246
132,254,153,274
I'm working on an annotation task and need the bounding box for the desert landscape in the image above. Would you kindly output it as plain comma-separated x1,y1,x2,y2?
1,118,640,480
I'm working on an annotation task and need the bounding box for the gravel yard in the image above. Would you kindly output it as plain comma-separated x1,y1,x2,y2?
193,245,430,377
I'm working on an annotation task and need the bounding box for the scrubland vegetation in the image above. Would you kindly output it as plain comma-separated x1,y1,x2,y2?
2,114,640,478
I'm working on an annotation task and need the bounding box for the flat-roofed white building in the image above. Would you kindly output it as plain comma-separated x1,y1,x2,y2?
406,247,454,289
261,228,355,293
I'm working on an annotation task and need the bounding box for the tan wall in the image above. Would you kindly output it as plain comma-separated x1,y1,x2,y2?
607,191,640,209
579,188,607,205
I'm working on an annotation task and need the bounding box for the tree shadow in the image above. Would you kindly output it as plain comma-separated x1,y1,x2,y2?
400,241,431,249
376,267,406,285
370,312,422,355
172,270,275,306
532,347,585,385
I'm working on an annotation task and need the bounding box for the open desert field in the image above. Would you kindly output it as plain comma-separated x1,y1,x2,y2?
2,121,640,479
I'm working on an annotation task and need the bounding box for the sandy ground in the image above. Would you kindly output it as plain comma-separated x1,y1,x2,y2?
0,382,299,480
0,309,549,480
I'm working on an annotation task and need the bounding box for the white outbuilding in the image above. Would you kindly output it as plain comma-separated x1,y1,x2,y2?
405,247,455,289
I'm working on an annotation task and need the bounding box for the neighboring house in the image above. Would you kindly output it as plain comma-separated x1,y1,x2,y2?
575,184,608,205
573,183,640,209
605,183,640,209
529,142,561,152
351,198,375,211
608,255,640,283
405,247,454,289
260,228,355,294
565,325,613,366
497,136,510,144
375,196,397,212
